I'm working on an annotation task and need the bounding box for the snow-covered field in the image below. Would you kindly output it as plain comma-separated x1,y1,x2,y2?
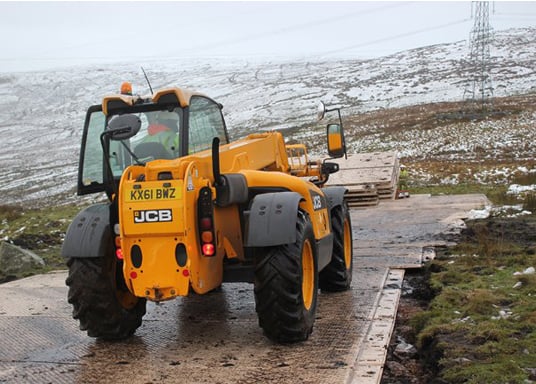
0,27,534,207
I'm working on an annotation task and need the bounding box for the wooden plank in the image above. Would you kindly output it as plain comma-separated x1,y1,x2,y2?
348,201,379,208
348,269,405,384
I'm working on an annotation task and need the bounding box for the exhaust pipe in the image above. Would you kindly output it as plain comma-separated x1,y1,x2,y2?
211,137,222,186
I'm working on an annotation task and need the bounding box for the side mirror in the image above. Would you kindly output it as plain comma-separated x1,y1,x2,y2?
327,123,345,158
318,101,347,159
106,114,141,141
316,101,326,121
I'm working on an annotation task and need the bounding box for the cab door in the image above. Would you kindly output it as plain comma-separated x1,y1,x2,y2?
78,105,106,195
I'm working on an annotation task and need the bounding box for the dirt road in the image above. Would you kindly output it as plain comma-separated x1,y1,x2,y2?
0,194,488,384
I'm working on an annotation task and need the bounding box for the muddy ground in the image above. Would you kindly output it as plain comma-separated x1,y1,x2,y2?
381,214,536,384
381,271,436,384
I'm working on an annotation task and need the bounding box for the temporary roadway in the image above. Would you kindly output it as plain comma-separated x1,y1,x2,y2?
0,193,488,384
0,151,489,383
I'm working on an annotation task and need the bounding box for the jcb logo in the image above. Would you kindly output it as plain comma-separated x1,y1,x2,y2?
313,195,323,210
134,209,172,223
310,190,325,211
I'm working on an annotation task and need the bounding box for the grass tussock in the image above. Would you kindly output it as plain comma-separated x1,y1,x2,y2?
523,192,536,213
0,204,23,221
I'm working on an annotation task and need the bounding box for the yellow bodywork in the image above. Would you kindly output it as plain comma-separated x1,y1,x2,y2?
102,87,206,115
118,131,331,302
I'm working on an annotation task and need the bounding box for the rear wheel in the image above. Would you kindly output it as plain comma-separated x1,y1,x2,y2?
254,210,318,343
66,252,146,340
319,204,353,292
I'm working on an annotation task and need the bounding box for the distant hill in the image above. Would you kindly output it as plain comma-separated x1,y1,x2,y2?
0,27,534,207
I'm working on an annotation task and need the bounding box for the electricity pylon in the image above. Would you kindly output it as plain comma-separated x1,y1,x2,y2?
463,1,494,114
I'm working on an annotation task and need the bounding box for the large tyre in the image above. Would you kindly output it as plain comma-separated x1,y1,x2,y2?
319,203,353,292
66,255,146,340
254,210,318,343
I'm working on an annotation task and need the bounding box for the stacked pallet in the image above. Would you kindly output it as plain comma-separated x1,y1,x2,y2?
343,183,379,208
325,151,400,207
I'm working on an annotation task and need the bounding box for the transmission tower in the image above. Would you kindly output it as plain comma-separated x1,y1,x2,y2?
463,1,494,113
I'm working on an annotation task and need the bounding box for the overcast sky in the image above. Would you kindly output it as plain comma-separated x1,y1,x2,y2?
0,1,535,73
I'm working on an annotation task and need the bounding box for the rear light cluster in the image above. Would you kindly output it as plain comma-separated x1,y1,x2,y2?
115,235,137,278
198,187,216,257
115,236,124,260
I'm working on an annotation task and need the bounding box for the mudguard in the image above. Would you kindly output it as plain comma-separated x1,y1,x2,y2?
322,186,347,211
61,203,112,258
245,192,303,247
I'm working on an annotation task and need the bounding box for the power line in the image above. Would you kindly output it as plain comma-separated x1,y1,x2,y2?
493,16,536,22
494,12,536,17
319,18,471,57
0,2,418,65
162,2,417,57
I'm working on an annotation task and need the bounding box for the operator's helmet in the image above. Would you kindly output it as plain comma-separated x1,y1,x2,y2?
157,110,180,132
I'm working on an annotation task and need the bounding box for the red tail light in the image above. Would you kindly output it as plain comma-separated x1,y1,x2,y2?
198,187,216,257
202,243,215,256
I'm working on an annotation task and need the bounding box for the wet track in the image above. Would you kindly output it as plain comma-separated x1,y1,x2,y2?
0,194,488,384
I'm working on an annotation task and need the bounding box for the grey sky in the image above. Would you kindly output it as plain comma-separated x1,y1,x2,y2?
0,1,535,72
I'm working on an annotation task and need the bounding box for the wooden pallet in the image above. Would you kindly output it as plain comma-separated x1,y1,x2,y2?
326,151,400,206
344,184,379,208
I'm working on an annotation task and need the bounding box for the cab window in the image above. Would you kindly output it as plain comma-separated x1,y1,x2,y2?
188,96,227,153
78,106,183,195
130,109,182,163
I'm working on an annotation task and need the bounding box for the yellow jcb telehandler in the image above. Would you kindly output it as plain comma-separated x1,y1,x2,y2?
62,83,353,343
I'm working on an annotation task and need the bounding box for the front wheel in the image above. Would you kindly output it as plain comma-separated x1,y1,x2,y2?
66,256,146,340
254,210,318,343
319,203,353,292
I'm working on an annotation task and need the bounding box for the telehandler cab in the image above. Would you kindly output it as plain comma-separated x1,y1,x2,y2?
62,84,353,343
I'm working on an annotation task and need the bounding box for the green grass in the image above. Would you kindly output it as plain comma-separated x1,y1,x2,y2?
0,204,83,275
410,183,505,198
409,183,535,208
412,216,536,383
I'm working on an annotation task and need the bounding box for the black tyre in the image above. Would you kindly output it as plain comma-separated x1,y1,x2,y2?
319,203,353,292
66,255,146,340
254,210,318,343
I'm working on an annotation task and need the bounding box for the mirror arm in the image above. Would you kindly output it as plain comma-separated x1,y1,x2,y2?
100,131,119,198
337,109,347,159
119,141,145,166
